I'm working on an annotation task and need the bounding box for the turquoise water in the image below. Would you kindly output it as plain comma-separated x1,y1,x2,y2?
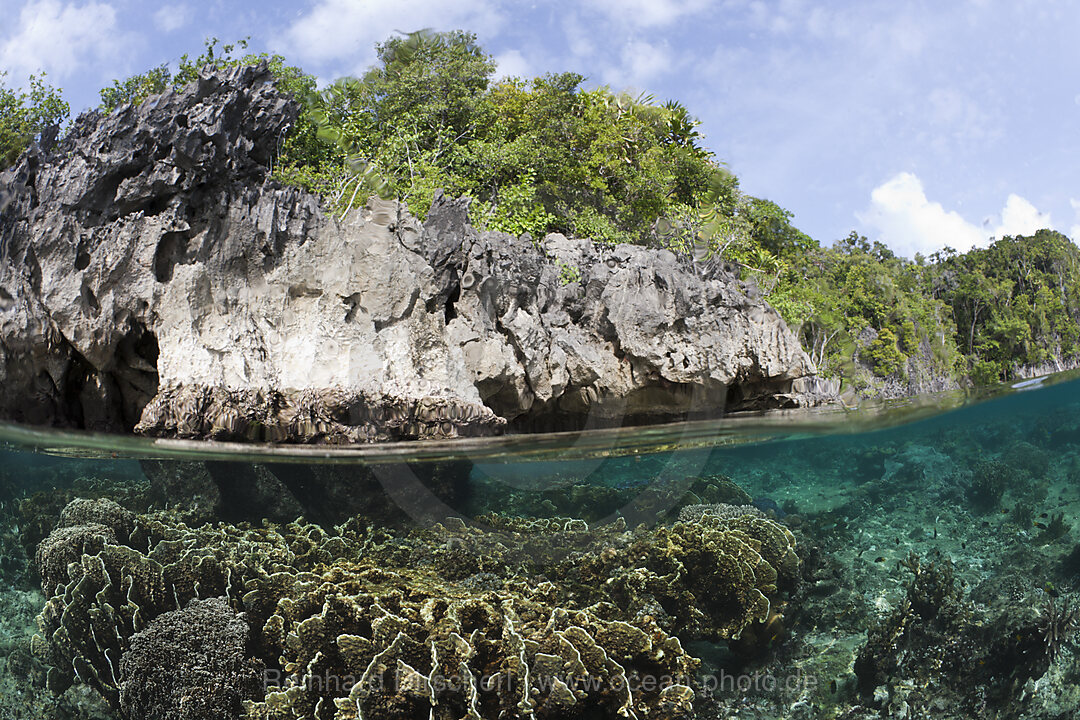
1,375,1079,719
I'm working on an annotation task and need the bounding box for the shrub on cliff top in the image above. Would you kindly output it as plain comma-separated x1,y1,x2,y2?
0,71,68,169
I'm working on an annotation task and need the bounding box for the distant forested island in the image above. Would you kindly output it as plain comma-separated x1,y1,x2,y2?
4,30,1078,397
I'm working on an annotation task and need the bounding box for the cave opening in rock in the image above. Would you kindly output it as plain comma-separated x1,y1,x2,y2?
444,281,460,323
113,321,160,430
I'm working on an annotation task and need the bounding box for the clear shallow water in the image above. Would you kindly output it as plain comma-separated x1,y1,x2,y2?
1,374,1079,719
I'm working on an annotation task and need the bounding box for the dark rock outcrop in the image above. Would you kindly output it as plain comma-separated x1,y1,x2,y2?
0,62,826,443
140,457,473,527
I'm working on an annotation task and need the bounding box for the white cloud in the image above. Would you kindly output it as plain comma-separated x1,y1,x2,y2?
283,0,505,71
804,6,845,39
0,0,122,82
859,172,1058,258
493,50,529,80
605,38,672,88
560,4,695,90
996,194,1052,238
1070,199,1080,241
562,13,597,60
920,87,1000,152
584,0,711,28
153,4,191,33
858,172,985,258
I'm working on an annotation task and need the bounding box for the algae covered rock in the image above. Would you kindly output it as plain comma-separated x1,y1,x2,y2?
119,596,262,720
854,554,1061,716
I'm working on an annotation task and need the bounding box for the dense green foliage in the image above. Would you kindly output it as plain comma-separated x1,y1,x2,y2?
762,231,961,385
0,72,68,168
761,229,1080,388
931,230,1080,382
297,30,729,245
36,32,1080,392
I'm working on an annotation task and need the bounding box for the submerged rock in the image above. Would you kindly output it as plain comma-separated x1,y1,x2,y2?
0,63,825,443
139,457,472,527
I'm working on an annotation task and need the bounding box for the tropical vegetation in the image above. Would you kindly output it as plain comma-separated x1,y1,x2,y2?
0,71,67,168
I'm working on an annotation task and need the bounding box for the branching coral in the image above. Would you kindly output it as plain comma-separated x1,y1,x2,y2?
1039,594,1079,664
963,459,1009,514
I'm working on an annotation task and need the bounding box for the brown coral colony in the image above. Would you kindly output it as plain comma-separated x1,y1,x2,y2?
32,497,798,719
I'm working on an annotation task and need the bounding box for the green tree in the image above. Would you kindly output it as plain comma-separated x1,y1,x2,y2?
98,64,170,112
932,229,1080,384
305,30,495,214
0,72,69,168
744,198,818,257
763,231,960,383
305,30,726,240
867,327,905,377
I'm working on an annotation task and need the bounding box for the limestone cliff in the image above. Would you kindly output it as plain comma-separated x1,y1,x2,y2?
0,63,827,443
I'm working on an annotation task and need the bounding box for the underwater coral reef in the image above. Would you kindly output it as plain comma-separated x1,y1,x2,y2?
28,496,796,719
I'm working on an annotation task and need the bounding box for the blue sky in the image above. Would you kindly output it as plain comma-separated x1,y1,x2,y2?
2,0,1077,257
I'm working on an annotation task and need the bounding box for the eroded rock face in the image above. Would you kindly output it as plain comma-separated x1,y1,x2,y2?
433,200,820,428
0,63,824,443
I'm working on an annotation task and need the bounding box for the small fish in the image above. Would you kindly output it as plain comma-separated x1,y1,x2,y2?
874,556,886,563
1034,522,1048,530
752,497,785,519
